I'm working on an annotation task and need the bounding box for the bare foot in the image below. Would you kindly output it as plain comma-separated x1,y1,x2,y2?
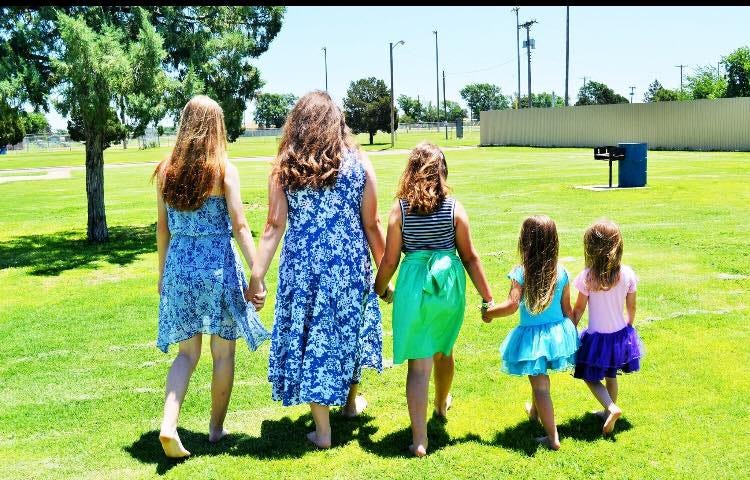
208,426,229,443
591,409,608,420
525,402,539,423
535,435,561,451
342,395,368,418
603,405,622,435
434,393,453,419
409,443,428,458
306,431,332,449
159,430,191,458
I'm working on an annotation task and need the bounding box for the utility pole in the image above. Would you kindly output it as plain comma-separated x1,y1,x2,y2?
520,20,538,109
433,31,440,126
390,40,405,148
512,7,521,109
565,6,570,106
629,86,635,103
717,62,721,79
580,76,589,88
322,47,328,91
442,70,447,139
675,64,686,92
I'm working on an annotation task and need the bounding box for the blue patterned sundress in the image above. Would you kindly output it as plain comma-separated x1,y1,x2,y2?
157,195,270,353
269,150,383,406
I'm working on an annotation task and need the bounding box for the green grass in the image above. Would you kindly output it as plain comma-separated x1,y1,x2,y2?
0,130,479,170
1,141,749,479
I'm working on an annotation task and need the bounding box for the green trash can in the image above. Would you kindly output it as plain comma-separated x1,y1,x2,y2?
617,142,647,187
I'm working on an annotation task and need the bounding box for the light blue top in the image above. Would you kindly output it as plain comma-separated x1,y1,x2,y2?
508,264,569,326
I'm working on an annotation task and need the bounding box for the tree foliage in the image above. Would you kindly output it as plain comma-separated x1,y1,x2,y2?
686,67,727,100
459,83,509,119
343,77,397,144
575,81,629,106
723,46,750,98
643,79,691,102
518,92,564,108
397,95,424,122
253,93,297,128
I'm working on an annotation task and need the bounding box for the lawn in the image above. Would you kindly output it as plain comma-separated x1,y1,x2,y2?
0,139,748,479
0,129,479,171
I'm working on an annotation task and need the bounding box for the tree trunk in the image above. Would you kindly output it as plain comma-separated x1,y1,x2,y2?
119,96,128,150
85,132,108,243
369,131,374,145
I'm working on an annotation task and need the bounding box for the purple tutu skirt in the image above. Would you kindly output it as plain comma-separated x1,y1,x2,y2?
573,325,644,382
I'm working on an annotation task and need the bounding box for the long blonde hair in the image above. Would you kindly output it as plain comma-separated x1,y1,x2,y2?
272,90,356,191
153,95,227,210
518,215,559,314
584,219,623,291
396,142,450,214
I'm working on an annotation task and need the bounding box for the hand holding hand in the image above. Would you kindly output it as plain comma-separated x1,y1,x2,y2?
246,276,266,311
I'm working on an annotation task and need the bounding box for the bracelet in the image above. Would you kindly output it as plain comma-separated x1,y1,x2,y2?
481,299,495,309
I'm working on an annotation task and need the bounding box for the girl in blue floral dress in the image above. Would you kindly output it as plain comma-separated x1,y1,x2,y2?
154,96,270,458
247,91,388,449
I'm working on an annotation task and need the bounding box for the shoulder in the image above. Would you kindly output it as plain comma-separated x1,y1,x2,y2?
222,160,240,187
557,264,570,285
508,265,524,285
620,264,638,285
452,198,467,222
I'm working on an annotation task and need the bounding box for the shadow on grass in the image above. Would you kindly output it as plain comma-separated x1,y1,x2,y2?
489,412,634,456
358,413,481,458
0,224,155,275
125,412,377,475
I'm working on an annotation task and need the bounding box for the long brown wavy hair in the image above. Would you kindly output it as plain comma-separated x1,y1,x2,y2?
518,215,559,314
396,142,450,215
584,219,624,291
272,90,356,191
153,95,227,210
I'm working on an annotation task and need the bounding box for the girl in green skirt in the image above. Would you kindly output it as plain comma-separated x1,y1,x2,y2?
374,142,494,457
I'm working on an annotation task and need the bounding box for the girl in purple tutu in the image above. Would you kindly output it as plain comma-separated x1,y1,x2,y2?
571,219,644,435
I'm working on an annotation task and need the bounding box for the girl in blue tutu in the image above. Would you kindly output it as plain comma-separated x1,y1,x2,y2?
482,215,578,450
571,219,643,435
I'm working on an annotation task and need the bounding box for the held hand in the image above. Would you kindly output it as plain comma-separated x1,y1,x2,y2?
383,284,395,304
481,307,493,323
246,276,265,310
251,289,267,311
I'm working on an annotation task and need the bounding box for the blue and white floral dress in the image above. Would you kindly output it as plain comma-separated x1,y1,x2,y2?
157,195,270,353
269,150,383,406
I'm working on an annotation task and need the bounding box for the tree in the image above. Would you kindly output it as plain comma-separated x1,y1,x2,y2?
687,66,727,100
519,92,564,108
1,6,285,242
443,100,467,121
723,46,750,98
459,83,509,120
23,112,51,134
575,81,629,106
343,77,397,145
0,102,26,146
643,79,690,102
253,93,297,128
397,95,424,122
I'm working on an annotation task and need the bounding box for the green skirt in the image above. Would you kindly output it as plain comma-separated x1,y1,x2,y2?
392,249,467,364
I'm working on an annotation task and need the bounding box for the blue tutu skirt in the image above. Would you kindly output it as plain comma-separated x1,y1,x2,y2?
500,318,579,376
573,325,644,382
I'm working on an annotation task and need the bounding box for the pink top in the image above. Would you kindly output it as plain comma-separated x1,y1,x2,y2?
573,265,637,334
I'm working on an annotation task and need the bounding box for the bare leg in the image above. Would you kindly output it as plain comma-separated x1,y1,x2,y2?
208,336,236,442
307,403,332,448
605,376,619,403
407,357,433,457
528,375,560,450
342,383,368,418
586,380,621,435
433,352,454,418
160,335,202,457
525,396,539,422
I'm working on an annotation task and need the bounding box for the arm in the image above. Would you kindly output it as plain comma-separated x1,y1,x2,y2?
224,163,265,309
373,201,402,299
482,280,522,322
571,292,589,327
454,201,493,302
360,153,386,266
561,283,573,322
247,174,288,304
156,170,170,294
625,291,637,325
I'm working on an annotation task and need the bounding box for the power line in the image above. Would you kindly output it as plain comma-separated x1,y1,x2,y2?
445,59,515,77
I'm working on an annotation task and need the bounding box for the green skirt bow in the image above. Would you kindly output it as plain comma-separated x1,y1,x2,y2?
392,249,466,364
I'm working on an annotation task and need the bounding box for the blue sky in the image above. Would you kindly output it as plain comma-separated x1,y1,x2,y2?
46,6,750,129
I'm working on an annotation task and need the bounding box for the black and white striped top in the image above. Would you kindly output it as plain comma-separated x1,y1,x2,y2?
400,197,456,252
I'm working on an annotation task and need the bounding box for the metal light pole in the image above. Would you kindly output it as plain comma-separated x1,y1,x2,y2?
675,64,686,92
565,6,570,106
390,40,405,148
629,86,635,103
512,7,520,109
433,31,440,127
322,47,328,91
442,70,447,140
520,20,538,109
